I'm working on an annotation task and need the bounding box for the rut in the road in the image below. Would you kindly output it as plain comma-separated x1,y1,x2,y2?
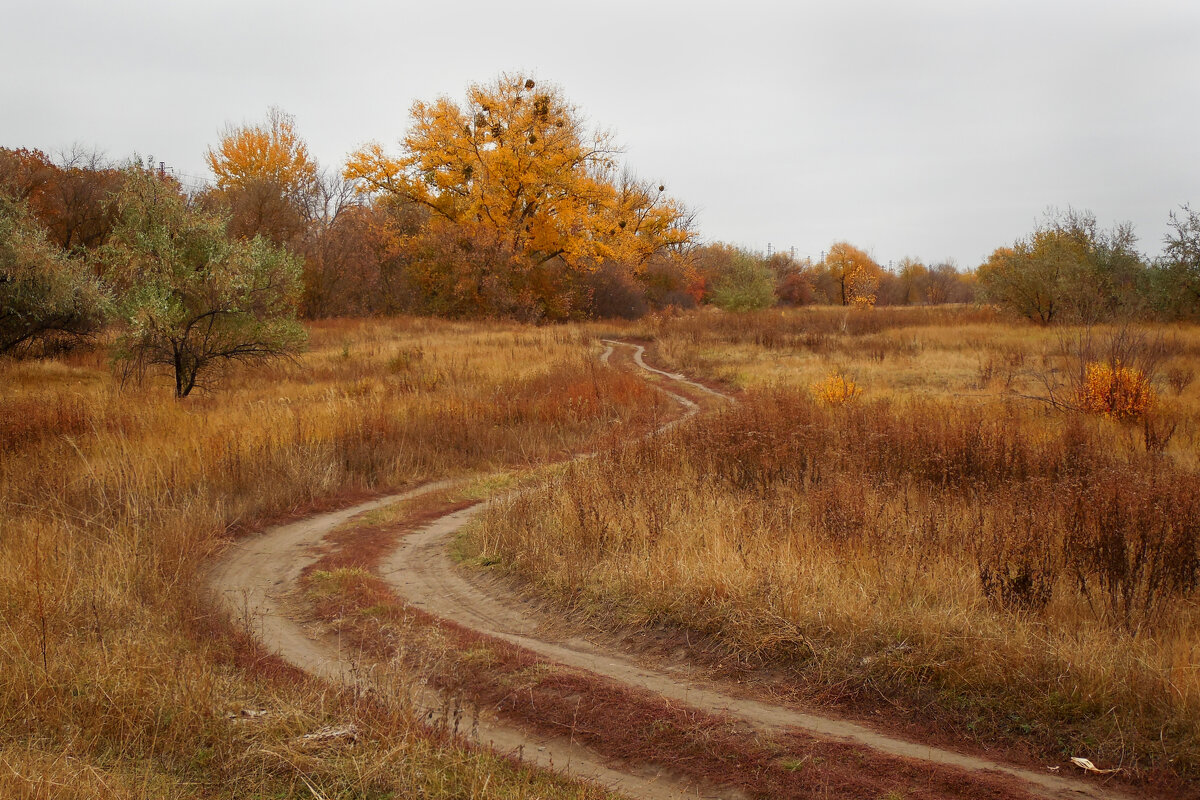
210,340,1130,800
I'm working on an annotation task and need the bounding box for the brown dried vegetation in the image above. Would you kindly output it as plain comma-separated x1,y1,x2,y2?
471,308,1200,791
0,319,658,799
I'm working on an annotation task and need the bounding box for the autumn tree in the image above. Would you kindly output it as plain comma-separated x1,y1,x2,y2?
344,74,694,317
1151,204,1200,317
0,148,54,203
302,197,414,317
638,253,703,310
585,261,649,319
977,245,1057,322
205,108,319,247
693,244,775,311
978,209,1144,323
894,257,928,304
776,268,816,305
102,168,304,397
0,197,108,355
0,147,122,252
928,262,976,304
819,242,881,306
206,107,317,200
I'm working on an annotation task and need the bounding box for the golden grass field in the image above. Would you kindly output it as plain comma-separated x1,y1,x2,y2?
5,306,1200,797
468,307,1200,792
0,317,663,799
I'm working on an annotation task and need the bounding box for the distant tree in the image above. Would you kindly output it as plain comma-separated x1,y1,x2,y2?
845,263,879,308
302,199,402,317
0,197,108,355
819,242,881,306
0,146,122,252
206,107,318,201
931,262,976,304
1151,204,1200,317
776,268,816,306
586,261,649,319
102,168,305,397
895,257,928,305
977,244,1059,323
766,252,817,306
708,247,775,311
204,108,320,248
0,148,54,203
639,252,702,310
41,147,123,251
978,209,1145,323
401,219,580,320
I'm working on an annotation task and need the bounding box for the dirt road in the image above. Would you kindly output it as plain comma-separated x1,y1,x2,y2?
209,340,1130,800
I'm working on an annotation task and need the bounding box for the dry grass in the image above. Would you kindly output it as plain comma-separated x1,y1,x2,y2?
295,494,1042,800
469,307,1200,792
0,317,659,799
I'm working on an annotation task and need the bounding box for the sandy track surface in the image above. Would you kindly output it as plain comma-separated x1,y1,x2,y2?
210,481,698,799
209,340,1129,800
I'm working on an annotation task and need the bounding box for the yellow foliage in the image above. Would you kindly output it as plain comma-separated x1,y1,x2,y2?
206,107,317,198
1076,360,1155,421
344,74,693,274
847,264,878,309
822,242,881,306
812,370,862,406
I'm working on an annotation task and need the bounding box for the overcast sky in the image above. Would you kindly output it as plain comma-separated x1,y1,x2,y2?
4,0,1198,267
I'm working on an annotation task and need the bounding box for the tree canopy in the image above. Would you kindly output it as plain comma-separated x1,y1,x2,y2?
0,196,108,355
978,209,1144,323
344,75,694,276
102,168,305,397
206,107,318,201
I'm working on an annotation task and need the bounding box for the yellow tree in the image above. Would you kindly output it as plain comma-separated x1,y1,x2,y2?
344,75,693,275
821,242,880,306
204,108,320,247
206,107,318,204
896,256,929,305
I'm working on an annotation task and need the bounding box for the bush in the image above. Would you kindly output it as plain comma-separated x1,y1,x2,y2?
1076,360,1154,421
0,197,108,356
710,250,775,312
811,370,862,406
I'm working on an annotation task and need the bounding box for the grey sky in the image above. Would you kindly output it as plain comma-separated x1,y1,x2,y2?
4,0,1198,268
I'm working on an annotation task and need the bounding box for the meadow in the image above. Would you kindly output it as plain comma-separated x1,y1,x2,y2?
469,307,1200,793
0,318,661,799
5,306,1200,797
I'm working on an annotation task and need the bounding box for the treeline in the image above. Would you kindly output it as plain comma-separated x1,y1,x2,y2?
4,73,1199,383
690,242,976,314
0,74,982,359
977,207,1200,323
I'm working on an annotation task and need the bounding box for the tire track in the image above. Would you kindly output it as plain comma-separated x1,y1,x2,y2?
209,340,1130,800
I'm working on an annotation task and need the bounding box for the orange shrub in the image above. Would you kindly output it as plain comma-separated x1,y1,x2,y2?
811,370,862,406
1076,360,1154,421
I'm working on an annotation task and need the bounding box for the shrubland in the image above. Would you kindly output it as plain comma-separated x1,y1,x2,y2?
5,66,1200,798
468,306,1200,791
0,318,659,798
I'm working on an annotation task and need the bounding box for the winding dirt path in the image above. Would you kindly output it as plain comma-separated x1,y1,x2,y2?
209,340,1132,800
